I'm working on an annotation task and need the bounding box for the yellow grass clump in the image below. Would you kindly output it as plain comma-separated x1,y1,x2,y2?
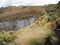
14,14,58,45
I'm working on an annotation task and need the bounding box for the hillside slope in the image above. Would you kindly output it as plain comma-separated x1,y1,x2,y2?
0,2,60,21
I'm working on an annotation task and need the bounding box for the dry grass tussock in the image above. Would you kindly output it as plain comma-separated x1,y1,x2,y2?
15,14,58,45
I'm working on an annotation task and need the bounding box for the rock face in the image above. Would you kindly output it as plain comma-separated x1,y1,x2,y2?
0,21,12,30
0,16,36,30
14,17,35,29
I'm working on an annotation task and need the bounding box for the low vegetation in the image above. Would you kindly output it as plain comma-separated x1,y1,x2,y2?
0,2,60,45
0,13,59,45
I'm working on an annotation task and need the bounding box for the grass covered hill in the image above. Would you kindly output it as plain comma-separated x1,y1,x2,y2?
0,2,60,45
0,2,60,21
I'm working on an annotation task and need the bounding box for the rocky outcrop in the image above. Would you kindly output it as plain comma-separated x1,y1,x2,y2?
0,16,36,30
